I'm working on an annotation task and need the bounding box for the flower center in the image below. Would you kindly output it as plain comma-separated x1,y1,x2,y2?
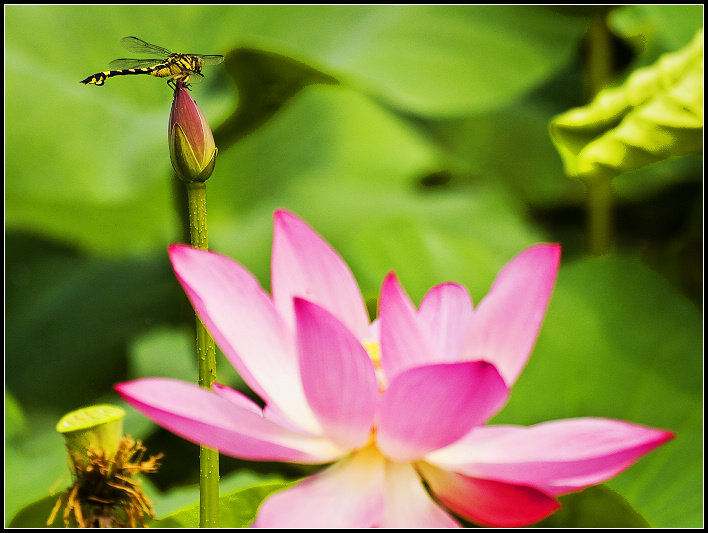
362,340,380,366
362,340,388,392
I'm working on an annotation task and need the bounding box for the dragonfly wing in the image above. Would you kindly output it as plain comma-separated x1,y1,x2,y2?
182,72,204,84
108,58,164,69
119,36,172,57
200,54,225,67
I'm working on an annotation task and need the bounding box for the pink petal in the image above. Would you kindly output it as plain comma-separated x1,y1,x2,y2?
418,462,560,527
376,361,509,462
168,244,319,433
380,461,460,527
427,417,674,496
379,272,437,380
213,382,319,435
295,298,378,449
211,382,263,416
460,244,560,386
116,378,345,463
253,446,386,527
271,210,370,341
417,282,474,362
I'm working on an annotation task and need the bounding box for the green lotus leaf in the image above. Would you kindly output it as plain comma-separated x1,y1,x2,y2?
550,29,703,181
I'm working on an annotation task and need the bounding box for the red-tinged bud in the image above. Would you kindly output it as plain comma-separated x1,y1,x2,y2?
168,82,218,182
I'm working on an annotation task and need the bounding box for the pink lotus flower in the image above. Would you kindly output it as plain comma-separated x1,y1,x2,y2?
116,210,673,527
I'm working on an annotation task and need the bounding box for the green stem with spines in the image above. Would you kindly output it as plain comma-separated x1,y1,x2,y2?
584,14,614,255
186,180,219,527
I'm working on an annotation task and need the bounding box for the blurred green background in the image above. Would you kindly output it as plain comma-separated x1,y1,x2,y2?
5,5,702,527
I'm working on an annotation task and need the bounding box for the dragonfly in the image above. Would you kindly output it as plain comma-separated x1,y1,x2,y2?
81,36,224,88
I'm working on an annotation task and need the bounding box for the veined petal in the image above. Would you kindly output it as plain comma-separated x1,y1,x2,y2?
417,282,473,362
418,462,560,527
427,418,674,496
116,378,345,464
253,446,386,527
376,362,509,462
379,272,437,380
460,244,560,386
380,461,460,528
271,210,370,341
168,244,319,433
295,298,378,449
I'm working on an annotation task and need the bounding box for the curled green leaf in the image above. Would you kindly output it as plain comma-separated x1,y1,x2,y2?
550,29,703,181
